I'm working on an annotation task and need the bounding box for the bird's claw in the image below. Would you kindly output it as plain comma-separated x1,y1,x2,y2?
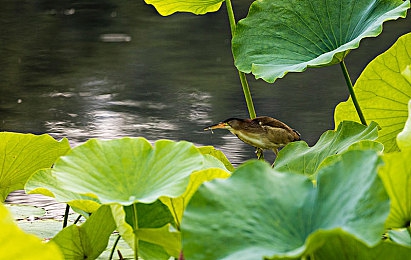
255,148,264,160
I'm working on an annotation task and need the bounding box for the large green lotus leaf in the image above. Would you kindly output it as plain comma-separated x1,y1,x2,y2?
274,121,379,176
144,0,223,16
111,201,180,260
51,205,116,260
182,150,388,259
0,203,64,259
335,32,411,152
25,169,101,213
232,0,410,82
379,150,411,228
397,99,411,151
25,145,230,214
0,132,70,201
160,168,230,228
50,138,205,205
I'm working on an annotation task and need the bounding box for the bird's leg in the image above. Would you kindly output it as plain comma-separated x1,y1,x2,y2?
255,148,264,160
271,148,279,167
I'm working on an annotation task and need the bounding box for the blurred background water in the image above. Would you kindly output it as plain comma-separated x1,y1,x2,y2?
1,0,410,166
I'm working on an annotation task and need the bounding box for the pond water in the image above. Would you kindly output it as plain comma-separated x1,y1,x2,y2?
1,1,410,167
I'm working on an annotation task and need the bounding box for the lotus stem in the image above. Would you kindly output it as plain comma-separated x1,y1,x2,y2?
339,60,367,125
133,203,139,260
63,204,70,228
226,0,263,159
73,214,82,224
109,235,121,260
225,0,257,120
225,0,236,37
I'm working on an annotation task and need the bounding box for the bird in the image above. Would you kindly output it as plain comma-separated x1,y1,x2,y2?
204,116,301,159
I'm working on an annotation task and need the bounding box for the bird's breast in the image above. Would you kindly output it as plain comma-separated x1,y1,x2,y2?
233,131,281,150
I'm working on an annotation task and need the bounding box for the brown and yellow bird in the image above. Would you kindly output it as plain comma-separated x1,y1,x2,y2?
204,116,301,158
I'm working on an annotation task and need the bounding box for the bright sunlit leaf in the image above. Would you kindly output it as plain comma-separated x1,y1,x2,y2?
41,138,205,205
144,0,223,16
397,99,411,151
0,203,63,259
25,168,101,214
379,150,411,228
198,146,235,172
51,205,115,259
335,32,411,152
0,132,70,201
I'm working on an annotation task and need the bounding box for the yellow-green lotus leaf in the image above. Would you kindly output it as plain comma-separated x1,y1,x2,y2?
0,203,63,259
397,99,411,151
335,32,411,152
0,132,70,201
144,0,223,16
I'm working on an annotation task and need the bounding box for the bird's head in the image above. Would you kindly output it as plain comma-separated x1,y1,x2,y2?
204,118,243,131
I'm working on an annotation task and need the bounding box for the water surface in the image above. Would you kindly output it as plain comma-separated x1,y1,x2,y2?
1,1,410,166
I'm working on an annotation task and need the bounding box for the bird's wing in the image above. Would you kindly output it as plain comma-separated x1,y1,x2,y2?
254,117,292,131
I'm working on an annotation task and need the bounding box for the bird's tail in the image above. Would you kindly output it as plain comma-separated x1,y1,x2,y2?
293,129,301,141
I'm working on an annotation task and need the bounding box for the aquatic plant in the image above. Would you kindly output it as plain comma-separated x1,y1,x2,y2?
1,0,410,259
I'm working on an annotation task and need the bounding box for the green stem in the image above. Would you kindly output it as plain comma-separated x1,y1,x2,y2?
225,0,236,37
239,71,257,119
133,203,139,260
339,60,367,126
225,0,257,119
73,214,82,224
109,235,121,260
63,204,70,228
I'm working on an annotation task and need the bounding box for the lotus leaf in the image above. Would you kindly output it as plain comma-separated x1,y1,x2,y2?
51,205,116,259
0,132,70,201
199,146,235,172
182,150,388,259
160,168,230,228
335,32,411,152
45,138,205,205
25,169,101,213
274,121,380,176
397,99,411,151
111,201,180,260
144,0,223,16
265,232,411,259
294,233,411,260
0,203,63,259
388,229,411,247
233,0,409,82
379,150,411,228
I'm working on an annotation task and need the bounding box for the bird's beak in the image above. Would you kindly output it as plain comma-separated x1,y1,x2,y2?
204,122,228,131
